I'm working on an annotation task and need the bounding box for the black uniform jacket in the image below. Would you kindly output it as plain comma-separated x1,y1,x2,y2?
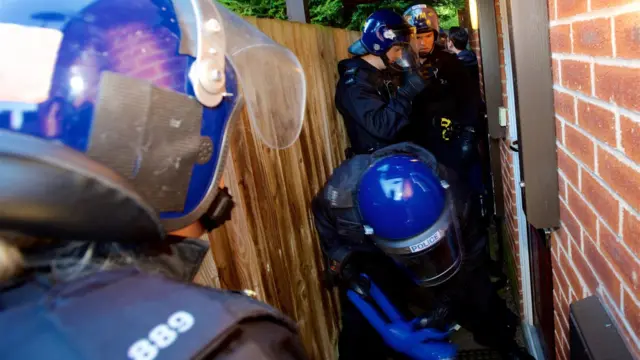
335,58,415,155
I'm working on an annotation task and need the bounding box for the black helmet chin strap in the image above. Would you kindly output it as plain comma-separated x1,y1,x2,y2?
381,52,392,68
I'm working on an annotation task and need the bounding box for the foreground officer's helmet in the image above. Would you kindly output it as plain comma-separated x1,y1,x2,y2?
357,153,462,287
0,0,306,242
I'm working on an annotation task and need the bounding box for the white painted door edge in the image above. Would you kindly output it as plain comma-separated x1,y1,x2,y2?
498,0,542,358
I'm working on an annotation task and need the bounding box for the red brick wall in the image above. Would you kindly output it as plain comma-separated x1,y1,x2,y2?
548,1,640,359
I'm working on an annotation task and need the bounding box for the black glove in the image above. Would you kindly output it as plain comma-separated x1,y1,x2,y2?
418,62,437,81
323,246,357,288
397,71,427,100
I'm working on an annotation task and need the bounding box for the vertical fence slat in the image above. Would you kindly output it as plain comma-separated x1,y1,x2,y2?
208,18,359,359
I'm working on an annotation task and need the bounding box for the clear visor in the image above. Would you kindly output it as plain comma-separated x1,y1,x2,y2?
386,36,420,72
372,196,463,287
388,222,462,287
175,0,305,149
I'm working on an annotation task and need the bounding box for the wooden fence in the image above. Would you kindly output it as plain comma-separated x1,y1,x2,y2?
206,17,360,360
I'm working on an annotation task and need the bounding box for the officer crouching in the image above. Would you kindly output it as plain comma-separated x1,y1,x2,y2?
312,142,534,360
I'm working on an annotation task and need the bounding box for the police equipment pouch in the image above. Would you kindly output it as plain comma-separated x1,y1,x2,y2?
327,246,356,282
200,187,235,231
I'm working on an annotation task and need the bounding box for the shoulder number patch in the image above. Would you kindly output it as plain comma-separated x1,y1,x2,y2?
128,311,195,360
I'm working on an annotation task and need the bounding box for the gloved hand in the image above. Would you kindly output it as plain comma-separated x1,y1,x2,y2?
419,62,437,81
323,245,367,288
398,70,428,100
347,275,458,360
412,305,452,333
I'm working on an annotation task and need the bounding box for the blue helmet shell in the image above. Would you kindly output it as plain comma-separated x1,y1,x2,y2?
348,9,414,56
0,0,240,230
357,154,446,240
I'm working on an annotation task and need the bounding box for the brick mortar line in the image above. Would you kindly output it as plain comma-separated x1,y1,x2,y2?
611,17,617,58
615,112,623,152
560,116,640,176
555,271,571,314
623,284,640,307
557,237,588,296
590,63,596,97
559,212,627,307
570,23,575,55
551,53,640,69
556,135,640,223
561,164,640,272
555,85,640,133
558,171,569,198
550,3,640,26
617,201,624,240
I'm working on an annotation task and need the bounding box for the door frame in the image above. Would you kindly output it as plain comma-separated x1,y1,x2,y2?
497,0,542,356
499,0,559,358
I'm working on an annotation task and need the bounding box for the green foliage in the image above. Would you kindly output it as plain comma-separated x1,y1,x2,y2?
345,0,414,30
217,0,287,20
218,0,466,30
309,0,347,28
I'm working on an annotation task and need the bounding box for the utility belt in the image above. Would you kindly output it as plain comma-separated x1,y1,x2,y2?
433,116,475,142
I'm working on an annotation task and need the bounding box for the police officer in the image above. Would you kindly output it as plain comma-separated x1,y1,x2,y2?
403,4,495,284
335,10,429,157
312,142,534,359
0,0,307,358
402,5,481,178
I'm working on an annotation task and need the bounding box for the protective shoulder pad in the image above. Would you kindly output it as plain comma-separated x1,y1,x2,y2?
0,269,305,360
324,155,371,208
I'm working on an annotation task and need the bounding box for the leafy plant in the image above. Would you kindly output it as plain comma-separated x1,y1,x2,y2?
218,0,466,30
217,0,287,19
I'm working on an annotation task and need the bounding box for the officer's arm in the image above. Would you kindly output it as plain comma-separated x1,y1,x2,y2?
311,193,342,257
311,193,359,285
341,82,414,142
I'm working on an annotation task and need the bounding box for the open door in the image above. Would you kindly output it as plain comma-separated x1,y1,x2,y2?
497,0,560,358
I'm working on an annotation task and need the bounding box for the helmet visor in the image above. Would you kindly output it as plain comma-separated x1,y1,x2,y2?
175,0,306,149
372,193,463,287
383,26,420,72
386,42,421,72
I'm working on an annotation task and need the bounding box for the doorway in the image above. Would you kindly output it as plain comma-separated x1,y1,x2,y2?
494,0,559,358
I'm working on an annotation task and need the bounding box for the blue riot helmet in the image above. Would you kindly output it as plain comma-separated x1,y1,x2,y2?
357,154,462,287
0,0,306,241
348,9,420,72
403,4,440,57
